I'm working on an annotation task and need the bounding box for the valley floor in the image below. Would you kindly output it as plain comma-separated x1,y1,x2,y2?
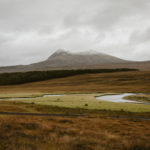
0,71,150,150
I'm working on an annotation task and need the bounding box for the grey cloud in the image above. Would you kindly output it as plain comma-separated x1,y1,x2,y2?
0,0,150,66
130,28,150,44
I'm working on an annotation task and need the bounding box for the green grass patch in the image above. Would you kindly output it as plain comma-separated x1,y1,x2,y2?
1,93,150,112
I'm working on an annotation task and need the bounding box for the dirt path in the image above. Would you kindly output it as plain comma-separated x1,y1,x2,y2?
0,112,150,121
108,116,150,121
0,112,87,117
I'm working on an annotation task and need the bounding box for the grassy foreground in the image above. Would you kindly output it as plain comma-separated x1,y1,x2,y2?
0,115,150,150
0,92,149,150
0,100,150,150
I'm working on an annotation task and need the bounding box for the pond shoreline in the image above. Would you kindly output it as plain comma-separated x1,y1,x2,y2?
96,93,150,105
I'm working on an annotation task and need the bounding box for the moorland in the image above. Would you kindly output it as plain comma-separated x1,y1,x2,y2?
0,69,150,150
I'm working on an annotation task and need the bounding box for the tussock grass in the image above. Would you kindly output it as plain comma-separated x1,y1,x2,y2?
0,114,150,150
0,99,150,150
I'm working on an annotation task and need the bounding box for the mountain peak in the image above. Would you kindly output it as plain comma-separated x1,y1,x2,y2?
46,48,128,65
51,49,107,56
55,49,68,54
48,49,70,59
76,50,106,55
48,49,120,60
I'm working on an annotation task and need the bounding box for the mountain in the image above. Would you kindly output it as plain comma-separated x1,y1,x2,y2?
28,49,129,68
0,49,149,73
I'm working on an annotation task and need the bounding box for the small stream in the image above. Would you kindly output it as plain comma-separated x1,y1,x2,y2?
0,94,63,100
43,94,63,97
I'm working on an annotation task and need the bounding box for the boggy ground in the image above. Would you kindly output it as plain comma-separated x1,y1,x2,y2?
0,102,150,150
1,93,150,112
125,94,150,103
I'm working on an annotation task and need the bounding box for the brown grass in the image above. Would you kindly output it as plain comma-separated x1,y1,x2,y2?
0,71,150,150
0,71,149,94
0,114,150,150
0,100,149,150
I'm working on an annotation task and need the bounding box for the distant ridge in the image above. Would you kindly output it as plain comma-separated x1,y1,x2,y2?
44,49,128,67
0,49,150,73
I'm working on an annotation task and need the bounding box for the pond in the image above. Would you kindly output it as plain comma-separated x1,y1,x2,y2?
96,93,145,104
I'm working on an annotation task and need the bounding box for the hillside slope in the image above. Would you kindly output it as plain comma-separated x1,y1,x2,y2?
29,49,128,68
0,49,149,73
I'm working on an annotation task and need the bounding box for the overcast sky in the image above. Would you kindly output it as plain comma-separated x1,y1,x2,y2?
0,0,150,66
